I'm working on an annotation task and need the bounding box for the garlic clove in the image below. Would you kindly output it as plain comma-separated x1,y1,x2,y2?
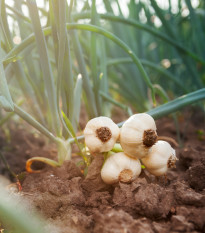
141,140,177,177
101,152,141,184
120,113,157,159
84,116,120,153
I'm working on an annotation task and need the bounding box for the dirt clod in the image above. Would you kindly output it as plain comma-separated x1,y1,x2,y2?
81,154,112,193
186,160,205,191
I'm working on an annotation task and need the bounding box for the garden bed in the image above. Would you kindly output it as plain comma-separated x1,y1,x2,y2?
0,108,205,233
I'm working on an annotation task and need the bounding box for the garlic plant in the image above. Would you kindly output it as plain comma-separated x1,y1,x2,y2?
84,116,120,153
101,152,141,184
84,113,177,184
120,113,157,159
141,140,177,176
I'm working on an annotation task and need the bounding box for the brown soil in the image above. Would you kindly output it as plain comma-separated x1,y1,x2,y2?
0,107,205,233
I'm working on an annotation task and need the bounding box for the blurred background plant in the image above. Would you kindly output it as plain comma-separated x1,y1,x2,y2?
0,0,205,168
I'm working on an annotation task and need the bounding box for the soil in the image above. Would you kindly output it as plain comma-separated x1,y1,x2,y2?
0,107,205,233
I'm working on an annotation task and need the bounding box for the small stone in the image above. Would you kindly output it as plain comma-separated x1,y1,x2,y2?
71,216,78,224
152,222,170,233
175,181,205,207
171,215,194,232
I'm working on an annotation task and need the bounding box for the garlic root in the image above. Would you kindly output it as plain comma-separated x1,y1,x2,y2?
120,113,157,159
84,117,120,153
101,152,141,184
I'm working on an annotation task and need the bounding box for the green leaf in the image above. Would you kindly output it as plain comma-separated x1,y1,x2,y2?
73,74,82,131
0,50,13,112
26,0,61,136
148,88,205,119
61,110,76,139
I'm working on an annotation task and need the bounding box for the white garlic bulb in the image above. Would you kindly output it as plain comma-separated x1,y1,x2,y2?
84,116,120,153
120,113,157,159
141,140,177,176
101,152,141,184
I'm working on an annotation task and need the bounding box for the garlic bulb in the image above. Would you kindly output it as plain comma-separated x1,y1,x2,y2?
120,113,157,159
141,140,177,176
84,116,120,153
101,152,141,184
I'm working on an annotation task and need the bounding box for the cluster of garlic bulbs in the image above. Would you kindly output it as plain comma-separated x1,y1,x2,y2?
84,113,177,184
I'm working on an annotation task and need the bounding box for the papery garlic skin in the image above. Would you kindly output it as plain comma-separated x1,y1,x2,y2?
101,152,141,184
141,140,177,176
120,113,157,159
84,116,120,153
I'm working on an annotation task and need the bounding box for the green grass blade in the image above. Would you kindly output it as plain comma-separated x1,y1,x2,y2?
14,2,46,124
5,3,31,23
107,57,187,91
52,0,75,135
49,0,59,64
150,0,176,38
149,0,202,87
100,91,133,116
1,0,46,122
91,0,101,115
99,37,109,115
73,74,82,131
148,88,205,119
72,12,205,64
26,0,61,136
185,0,205,58
70,29,98,118
61,110,83,154
61,110,76,139
0,60,14,111
1,25,97,119
59,0,74,122
119,88,205,127
0,30,14,111
66,23,155,98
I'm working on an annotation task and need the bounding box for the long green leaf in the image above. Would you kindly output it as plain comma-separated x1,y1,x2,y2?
91,0,101,115
0,26,13,111
26,0,61,136
70,27,98,118
73,74,82,131
107,57,187,91
147,88,205,119
0,63,14,111
72,12,205,64
58,0,74,123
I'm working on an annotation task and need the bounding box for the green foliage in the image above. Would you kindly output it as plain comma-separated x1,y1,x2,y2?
0,0,204,159
0,0,205,229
